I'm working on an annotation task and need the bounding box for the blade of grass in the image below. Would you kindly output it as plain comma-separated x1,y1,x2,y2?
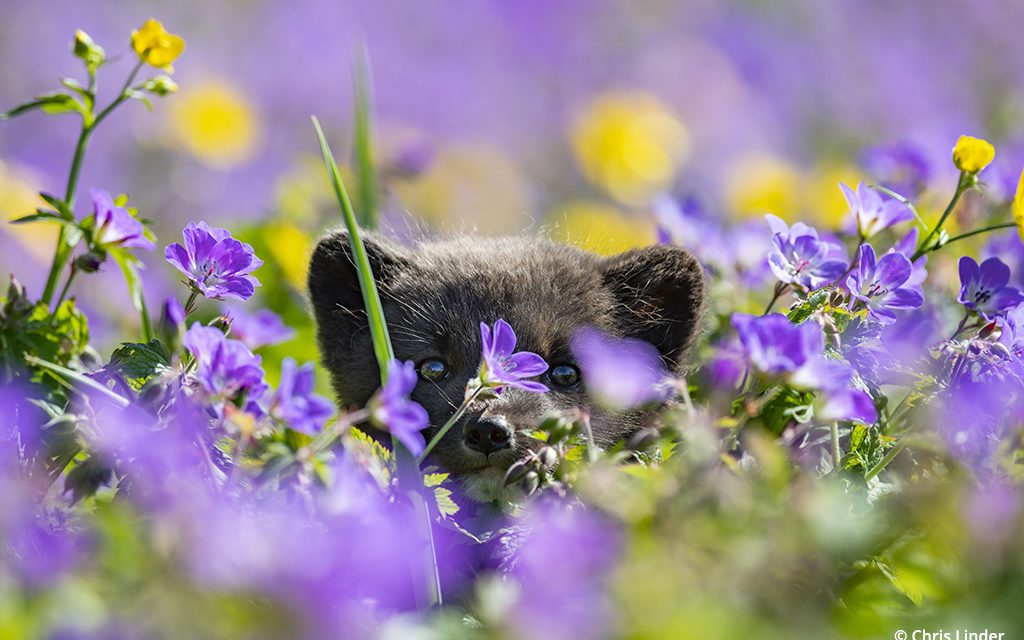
312,114,442,607
311,115,394,375
352,46,378,230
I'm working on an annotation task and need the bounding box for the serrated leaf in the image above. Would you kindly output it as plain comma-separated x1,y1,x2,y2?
107,340,170,391
787,288,833,324
423,472,449,487
433,486,459,518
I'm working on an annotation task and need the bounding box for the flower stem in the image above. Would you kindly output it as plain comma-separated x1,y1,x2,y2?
54,262,78,308
830,422,842,473
949,311,973,340
40,60,146,306
864,438,907,481
417,387,483,464
911,171,968,261
306,409,370,458
935,222,1018,250
183,290,200,316
763,282,789,315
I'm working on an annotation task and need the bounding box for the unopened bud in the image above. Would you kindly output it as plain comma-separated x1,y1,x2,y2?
143,75,178,96
523,471,540,495
75,251,104,273
537,446,558,468
504,460,531,487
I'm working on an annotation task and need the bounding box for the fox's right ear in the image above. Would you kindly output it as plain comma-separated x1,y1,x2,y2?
307,229,410,342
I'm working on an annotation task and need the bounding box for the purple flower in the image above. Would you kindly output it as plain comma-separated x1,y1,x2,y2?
370,360,429,455
861,142,931,198
846,244,924,324
958,256,1024,320
765,215,848,290
888,227,928,290
225,307,296,350
840,182,914,239
477,319,549,394
269,358,334,435
732,313,876,424
89,189,155,250
570,327,671,410
183,323,267,401
165,222,263,301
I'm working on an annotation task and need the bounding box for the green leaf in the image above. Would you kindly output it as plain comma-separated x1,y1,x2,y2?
423,472,449,487
9,211,75,226
23,354,129,408
352,47,379,229
311,116,395,381
433,486,459,519
39,192,75,219
1,93,82,120
108,340,170,391
786,287,833,324
125,89,154,111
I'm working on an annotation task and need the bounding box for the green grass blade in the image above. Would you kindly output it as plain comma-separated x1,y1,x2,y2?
352,46,379,230
311,115,394,382
24,354,130,408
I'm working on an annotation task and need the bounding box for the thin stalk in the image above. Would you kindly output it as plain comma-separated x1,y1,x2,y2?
183,290,200,316
864,439,907,481
54,263,78,308
830,422,842,472
912,171,967,261
763,282,789,315
937,222,1018,249
418,387,483,464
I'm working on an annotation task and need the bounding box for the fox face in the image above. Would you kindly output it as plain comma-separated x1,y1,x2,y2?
308,231,705,502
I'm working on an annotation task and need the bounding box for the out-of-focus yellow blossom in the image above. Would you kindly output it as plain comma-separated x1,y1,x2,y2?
952,135,995,174
263,223,312,291
802,162,864,228
1013,168,1024,241
0,161,54,260
554,201,653,255
723,152,802,220
392,142,530,234
131,19,185,71
571,91,690,206
274,157,331,225
166,79,261,169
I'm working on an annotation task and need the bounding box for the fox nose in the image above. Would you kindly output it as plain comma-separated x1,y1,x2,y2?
463,417,513,455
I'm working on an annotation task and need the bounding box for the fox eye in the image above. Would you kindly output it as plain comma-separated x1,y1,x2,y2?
417,359,449,382
548,364,581,389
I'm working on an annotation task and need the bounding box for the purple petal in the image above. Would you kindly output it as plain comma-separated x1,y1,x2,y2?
509,380,551,394
883,287,925,311
164,243,193,275
491,319,518,356
959,256,980,289
978,257,1012,292
874,252,913,290
819,388,877,424
508,351,549,377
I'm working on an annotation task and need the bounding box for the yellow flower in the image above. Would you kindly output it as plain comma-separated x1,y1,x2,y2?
1013,168,1024,241
723,152,802,220
554,201,654,255
570,91,690,206
131,19,185,71
166,79,261,169
952,135,995,174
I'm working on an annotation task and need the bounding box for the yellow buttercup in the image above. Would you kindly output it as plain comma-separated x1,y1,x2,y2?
1013,167,1024,241
952,135,995,174
131,19,185,71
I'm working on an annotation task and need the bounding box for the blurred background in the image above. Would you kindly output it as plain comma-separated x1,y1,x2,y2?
3,0,1024,356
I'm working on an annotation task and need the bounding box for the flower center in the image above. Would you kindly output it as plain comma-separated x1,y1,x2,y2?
973,288,992,305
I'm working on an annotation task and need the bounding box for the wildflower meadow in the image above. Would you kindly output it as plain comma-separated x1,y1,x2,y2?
3,6,1024,640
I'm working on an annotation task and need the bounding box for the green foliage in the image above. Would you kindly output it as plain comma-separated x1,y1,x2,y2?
107,339,171,391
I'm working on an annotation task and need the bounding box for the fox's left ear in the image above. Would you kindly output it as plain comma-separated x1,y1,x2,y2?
601,245,706,366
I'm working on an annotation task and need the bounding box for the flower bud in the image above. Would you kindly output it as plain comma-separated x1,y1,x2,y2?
503,459,531,487
73,29,105,71
210,314,233,335
523,471,540,495
143,75,179,96
952,135,995,175
159,296,186,352
537,446,559,468
75,251,105,273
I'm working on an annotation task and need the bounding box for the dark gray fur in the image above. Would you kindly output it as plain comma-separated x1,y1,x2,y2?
307,230,705,500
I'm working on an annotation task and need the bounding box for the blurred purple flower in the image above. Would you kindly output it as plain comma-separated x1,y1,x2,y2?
765,215,848,290
847,244,923,324
958,256,1024,320
477,319,549,394
2,510,87,588
861,142,931,198
888,227,928,290
183,323,267,401
706,337,747,389
816,387,878,424
269,358,334,434
162,296,185,327
654,194,730,271
165,222,263,301
504,503,620,640
570,327,671,410
225,307,295,350
370,360,429,455
840,182,913,239
88,189,155,251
